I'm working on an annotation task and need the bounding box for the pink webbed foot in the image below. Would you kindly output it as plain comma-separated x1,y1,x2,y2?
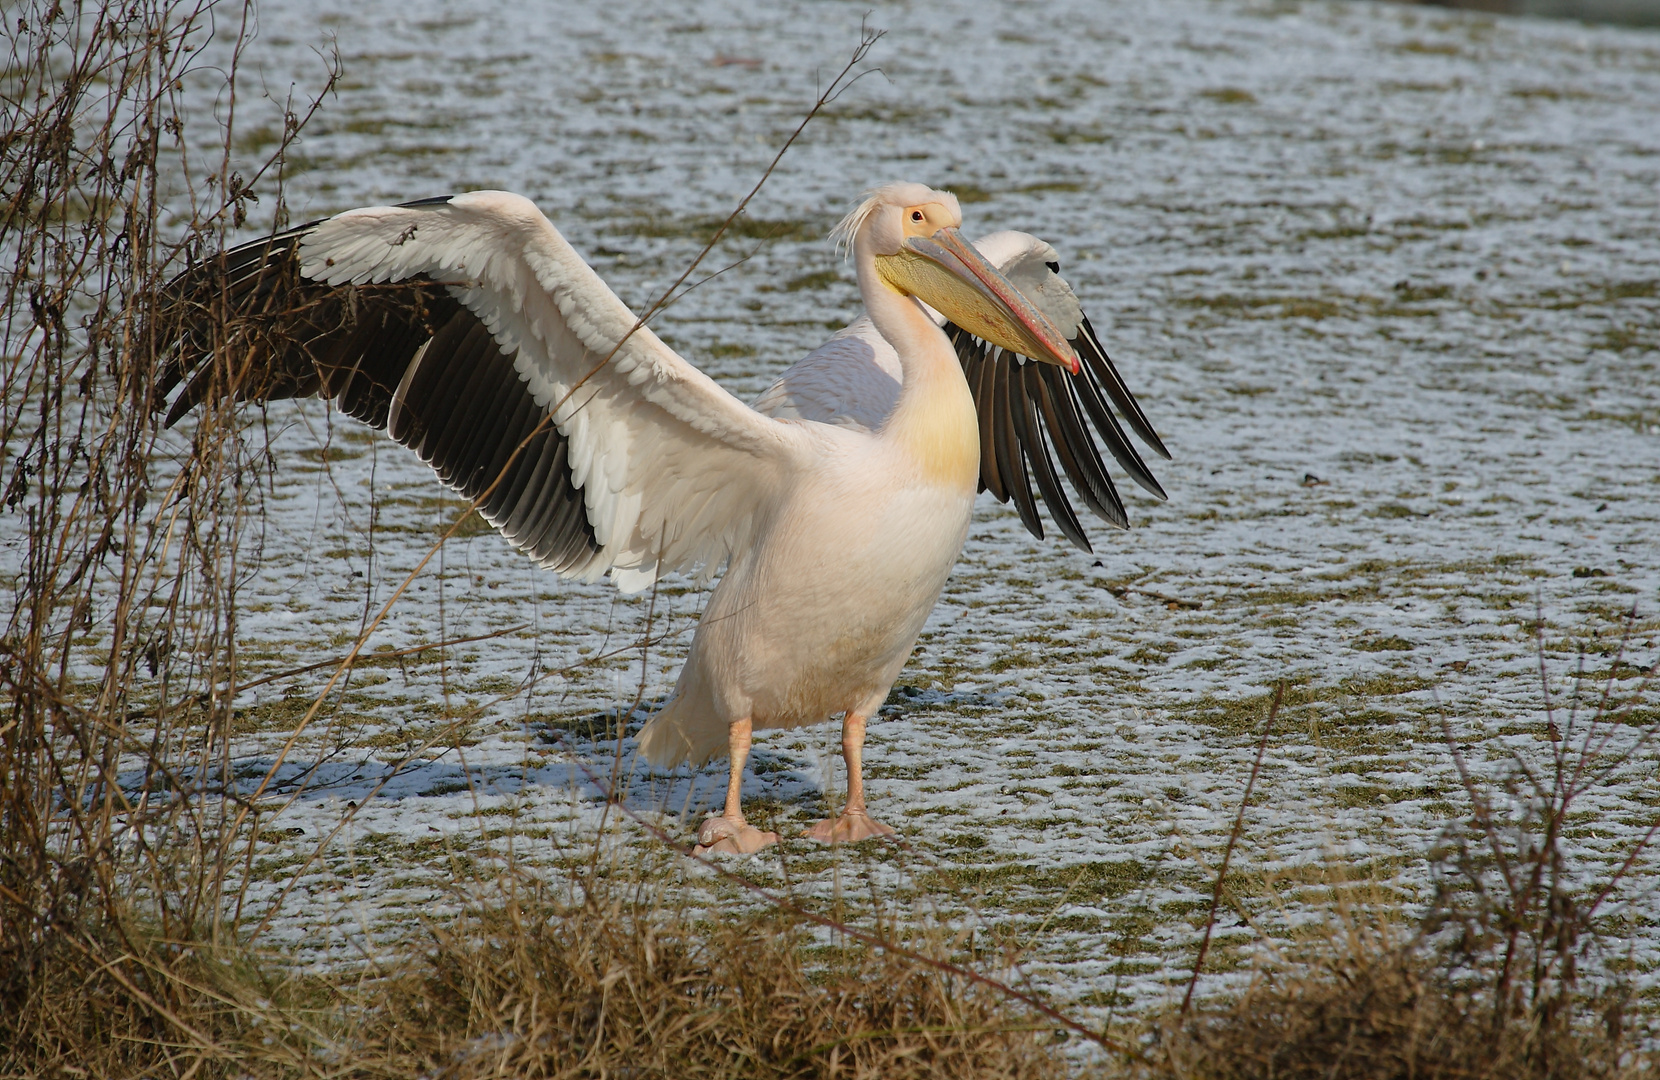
693,815,780,856
802,810,897,845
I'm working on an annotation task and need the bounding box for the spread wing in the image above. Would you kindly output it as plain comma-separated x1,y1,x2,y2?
158,190,813,591
754,231,1169,552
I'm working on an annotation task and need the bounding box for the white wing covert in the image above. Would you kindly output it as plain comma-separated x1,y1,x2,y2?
750,318,900,432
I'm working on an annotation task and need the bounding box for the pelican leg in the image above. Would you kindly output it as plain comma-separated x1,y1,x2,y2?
803,711,898,844
693,717,780,856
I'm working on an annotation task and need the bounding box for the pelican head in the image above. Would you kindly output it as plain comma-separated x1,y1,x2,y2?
832,182,1080,374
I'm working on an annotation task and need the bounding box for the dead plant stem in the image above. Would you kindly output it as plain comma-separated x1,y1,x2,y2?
1182,681,1282,1016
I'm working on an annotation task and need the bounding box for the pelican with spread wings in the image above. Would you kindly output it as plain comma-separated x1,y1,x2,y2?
159,183,1167,855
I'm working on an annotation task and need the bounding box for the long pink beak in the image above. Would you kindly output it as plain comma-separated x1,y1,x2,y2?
904,227,1081,374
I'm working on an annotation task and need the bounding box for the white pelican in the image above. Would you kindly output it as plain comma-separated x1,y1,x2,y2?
159,183,1166,855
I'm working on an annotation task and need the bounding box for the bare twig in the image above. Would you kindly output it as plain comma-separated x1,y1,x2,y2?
126,622,531,718
1182,682,1281,1015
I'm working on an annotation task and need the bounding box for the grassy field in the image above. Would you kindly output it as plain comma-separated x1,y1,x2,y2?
3,0,1659,1074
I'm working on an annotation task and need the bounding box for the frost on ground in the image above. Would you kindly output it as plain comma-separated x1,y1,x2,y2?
10,0,1660,1023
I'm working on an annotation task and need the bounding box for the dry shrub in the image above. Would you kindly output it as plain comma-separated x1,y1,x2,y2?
1146,639,1657,1080
351,878,1065,1080
1,1,334,1073
1153,943,1634,1080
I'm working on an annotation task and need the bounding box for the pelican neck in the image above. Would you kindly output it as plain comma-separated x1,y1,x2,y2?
854,244,979,492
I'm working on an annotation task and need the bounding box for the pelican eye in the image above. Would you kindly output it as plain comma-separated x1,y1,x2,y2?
910,210,924,222
1045,260,1059,272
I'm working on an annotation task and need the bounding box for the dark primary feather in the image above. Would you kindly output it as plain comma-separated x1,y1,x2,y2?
1033,363,1128,531
154,200,600,573
1076,315,1170,466
1012,360,1090,551
945,310,1166,551
986,347,1042,541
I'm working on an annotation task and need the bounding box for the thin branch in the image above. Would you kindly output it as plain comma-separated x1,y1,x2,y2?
1182,682,1281,1016
126,623,531,718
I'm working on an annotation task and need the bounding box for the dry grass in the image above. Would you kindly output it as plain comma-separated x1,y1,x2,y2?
0,867,1071,1078
1152,945,1631,1080
0,913,289,1077
350,878,1062,1080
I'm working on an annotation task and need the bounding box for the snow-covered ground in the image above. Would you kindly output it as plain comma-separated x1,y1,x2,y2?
17,0,1660,1024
